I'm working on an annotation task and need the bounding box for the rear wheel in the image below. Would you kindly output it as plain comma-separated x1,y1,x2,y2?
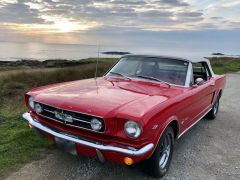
143,126,174,178
206,96,220,120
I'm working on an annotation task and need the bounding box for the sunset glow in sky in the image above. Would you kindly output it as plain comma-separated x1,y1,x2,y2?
0,0,240,46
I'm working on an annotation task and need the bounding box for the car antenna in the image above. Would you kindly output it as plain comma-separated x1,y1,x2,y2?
94,43,100,79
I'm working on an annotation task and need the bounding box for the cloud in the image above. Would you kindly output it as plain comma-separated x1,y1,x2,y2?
111,0,146,6
0,0,239,38
177,12,203,18
0,1,44,24
156,0,189,7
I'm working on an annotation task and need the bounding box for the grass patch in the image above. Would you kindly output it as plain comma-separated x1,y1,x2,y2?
0,59,117,178
0,113,52,178
0,67,28,72
208,57,240,74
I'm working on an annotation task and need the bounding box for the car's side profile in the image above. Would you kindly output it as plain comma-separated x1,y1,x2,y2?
23,55,226,178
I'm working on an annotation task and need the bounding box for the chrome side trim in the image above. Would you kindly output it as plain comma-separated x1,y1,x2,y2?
23,112,154,156
177,108,212,139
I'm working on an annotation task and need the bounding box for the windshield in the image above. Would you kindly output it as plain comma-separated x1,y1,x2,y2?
106,56,189,86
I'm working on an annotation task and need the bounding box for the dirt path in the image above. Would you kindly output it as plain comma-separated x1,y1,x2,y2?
6,73,240,180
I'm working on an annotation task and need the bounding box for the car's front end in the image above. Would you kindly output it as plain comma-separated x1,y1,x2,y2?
23,83,161,165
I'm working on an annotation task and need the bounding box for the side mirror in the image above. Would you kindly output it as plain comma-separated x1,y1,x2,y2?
195,78,204,86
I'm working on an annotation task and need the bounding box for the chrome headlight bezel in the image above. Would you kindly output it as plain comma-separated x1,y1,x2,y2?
35,103,43,114
124,120,142,139
28,96,35,109
90,118,103,131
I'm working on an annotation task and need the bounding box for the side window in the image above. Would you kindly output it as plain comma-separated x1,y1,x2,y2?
192,62,212,83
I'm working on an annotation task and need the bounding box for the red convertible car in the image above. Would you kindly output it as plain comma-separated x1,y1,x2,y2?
23,55,226,178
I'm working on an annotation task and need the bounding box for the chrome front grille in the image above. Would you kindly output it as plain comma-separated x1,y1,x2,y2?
35,102,105,132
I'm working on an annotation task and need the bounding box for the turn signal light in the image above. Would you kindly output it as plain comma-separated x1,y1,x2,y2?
28,124,33,129
124,157,134,165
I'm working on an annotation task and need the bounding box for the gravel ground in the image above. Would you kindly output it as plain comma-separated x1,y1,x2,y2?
6,72,240,180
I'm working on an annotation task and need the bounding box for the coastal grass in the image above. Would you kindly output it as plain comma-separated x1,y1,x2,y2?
208,57,240,74
0,59,117,178
0,56,239,177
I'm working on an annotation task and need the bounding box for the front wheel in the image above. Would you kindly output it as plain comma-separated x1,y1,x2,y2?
143,126,174,178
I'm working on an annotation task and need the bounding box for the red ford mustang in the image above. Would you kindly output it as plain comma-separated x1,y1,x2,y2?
23,55,226,178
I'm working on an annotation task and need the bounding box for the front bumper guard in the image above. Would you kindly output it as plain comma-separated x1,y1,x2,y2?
22,112,154,156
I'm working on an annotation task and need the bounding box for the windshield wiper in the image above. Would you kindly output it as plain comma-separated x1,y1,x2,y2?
136,75,171,87
109,72,132,80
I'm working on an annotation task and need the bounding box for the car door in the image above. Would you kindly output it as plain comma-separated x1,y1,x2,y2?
185,62,215,127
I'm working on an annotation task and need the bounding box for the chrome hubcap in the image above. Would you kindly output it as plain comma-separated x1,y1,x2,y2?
159,135,171,169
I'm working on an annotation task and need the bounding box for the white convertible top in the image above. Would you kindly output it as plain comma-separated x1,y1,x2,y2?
123,54,215,76
123,54,209,63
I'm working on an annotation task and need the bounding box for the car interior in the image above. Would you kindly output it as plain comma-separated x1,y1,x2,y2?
192,62,212,84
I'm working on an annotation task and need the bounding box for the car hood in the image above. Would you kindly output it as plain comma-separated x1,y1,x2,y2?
29,77,184,119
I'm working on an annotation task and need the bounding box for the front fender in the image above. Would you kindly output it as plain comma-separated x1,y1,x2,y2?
146,115,180,158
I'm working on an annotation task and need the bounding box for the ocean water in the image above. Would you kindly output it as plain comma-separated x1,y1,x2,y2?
0,42,102,61
0,41,235,62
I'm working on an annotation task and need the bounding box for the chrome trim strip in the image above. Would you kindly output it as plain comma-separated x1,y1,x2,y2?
43,109,54,114
35,101,103,118
177,108,212,139
36,113,105,133
23,112,154,156
42,108,91,124
72,117,91,124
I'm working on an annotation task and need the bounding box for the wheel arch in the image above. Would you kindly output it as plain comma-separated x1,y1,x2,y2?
218,89,222,98
148,118,180,158
168,120,179,140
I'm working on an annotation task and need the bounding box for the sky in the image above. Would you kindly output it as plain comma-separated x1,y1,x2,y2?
0,0,239,54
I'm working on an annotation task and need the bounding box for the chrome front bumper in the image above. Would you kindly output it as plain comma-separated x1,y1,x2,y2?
22,112,154,156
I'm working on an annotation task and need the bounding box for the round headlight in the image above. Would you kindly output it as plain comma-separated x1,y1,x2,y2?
28,96,34,109
124,121,142,139
35,103,43,114
90,118,102,131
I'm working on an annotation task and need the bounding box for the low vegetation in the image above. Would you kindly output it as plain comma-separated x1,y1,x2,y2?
208,57,240,74
0,58,116,69
0,56,239,178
